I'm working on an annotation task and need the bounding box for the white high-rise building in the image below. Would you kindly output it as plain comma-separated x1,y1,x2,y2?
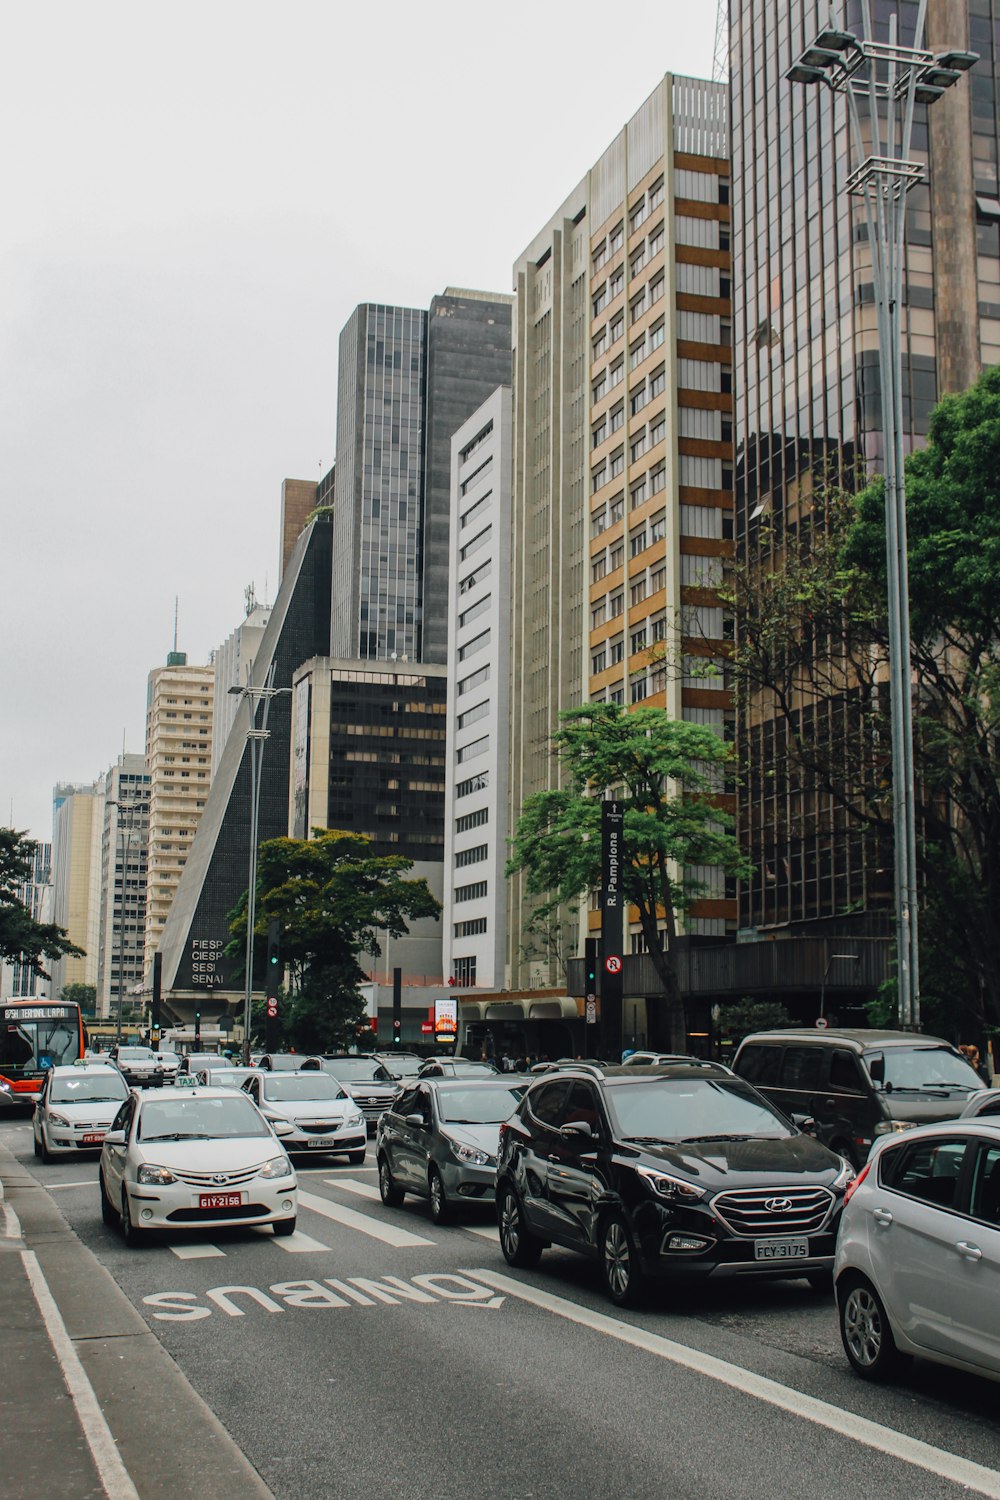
212,600,271,777
442,386,512,992
96,755,150,1021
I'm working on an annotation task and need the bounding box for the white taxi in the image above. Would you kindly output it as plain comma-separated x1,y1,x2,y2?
98,1085,298,1245
33,1063,130,1161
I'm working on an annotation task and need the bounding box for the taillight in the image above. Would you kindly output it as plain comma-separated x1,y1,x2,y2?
844,1161,870,1205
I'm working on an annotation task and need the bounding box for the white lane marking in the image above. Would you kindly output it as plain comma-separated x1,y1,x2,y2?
294,1165,377,1176
21,1249,141,1500
325,1178,380,1201
49,1180,100,1191
269,1229,331,1254
465,1268,1000,1500
169,1243,226,1260
298,1190,434,1248
463,1225,499,1240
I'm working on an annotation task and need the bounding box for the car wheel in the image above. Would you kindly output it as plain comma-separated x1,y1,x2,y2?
120,1188,146,1248
100,1171,118,1228
600,1212,648,1308
272,1216,297,1237
428,1167,452,1225
348,1148,366,1166
32,1130,41,1159
839,1276,906,1381
378,1154,405,1207
832,1139,860,1172
497,1185,543,1269
39,1127,54,1165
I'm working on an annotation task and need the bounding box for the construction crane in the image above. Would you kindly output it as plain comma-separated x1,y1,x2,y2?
713,0,729,81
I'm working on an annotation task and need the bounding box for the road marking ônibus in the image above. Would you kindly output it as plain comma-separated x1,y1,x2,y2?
143,1273,505,1320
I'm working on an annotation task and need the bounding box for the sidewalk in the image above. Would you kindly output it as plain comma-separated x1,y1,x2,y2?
0,1141,275,1500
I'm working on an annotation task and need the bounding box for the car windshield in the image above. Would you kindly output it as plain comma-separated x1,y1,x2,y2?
263,1076,348,1102
119,1048,153,1060
156,1053,179,1066
264,1056,305,1071
322,1059,392,1082
606,1078,793,1143
868,1047,983,1092
205,1072,249,1088
49,1074,129,1104
437,1085,525,1124
138,1095,271,1141
382,1056,422,1076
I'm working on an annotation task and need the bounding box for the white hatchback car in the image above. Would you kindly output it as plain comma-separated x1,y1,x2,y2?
835,1118,1000,1383
99,1086,298,1245
241,1071,367,1161
33,1064,130,1160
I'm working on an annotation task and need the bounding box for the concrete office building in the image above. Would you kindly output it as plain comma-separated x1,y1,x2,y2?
730,1,992,958
442,387,512,994
212,600,272,778
143,655,214,985
330,291,512,666
0,841,52,1000
508,74,735,1003
50,783,105,997
95,756,150,1021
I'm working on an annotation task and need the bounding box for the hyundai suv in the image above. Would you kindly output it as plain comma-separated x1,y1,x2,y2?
494,1064,853,1307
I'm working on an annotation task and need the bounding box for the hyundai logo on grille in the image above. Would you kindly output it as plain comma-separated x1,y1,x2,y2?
211,1173,230,1185
764,1196,794,1212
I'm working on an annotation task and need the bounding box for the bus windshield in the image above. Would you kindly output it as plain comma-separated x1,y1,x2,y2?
0,1003,83,1078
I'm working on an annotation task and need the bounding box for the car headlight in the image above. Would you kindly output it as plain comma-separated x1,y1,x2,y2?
874,1120,917,1136
0,1080,11,1093
258,1155,294,1180
137,1164,177,1185
346,1112,365,1128
449,1140,495,1167
635,1163,705,1202
832,1157,856,1190
48,1113,71,1127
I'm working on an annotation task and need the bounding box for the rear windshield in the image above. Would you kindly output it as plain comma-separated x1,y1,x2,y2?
322,1059,393,1082
606,1077,793,1143
867,1047,982,1092
437,1085,525,1124
138,1095,271,1141
262,1076,348,1102
49,1074,129,1105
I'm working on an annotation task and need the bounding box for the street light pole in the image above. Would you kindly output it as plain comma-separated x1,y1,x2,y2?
787,6,977,1032
229,663,291,1064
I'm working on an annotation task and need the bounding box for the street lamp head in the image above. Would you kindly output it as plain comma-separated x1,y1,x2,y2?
934,50,979,74
912,82,946,105
786,62,829,87
918,65,962,91
813,28,857,53
799,45,846,70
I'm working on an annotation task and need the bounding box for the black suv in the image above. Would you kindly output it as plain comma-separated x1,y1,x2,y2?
494,1064,853,1307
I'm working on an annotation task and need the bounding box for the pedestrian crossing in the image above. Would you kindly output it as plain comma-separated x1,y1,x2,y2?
158,1178,500,1259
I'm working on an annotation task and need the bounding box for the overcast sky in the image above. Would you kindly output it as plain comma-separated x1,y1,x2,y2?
1,1,717,840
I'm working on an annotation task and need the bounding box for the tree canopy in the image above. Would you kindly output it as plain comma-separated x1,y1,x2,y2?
506,703,749,1050
226,829,440,1052
0,829,81,981
730,365,1000,1033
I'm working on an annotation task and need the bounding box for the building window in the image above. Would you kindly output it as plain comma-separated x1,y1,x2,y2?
591,602,606,629
631,627,648,654
452,956,477,986
458,594,491,629
609,448,624,479
648,177,664,210
630,337,646,371
592,240,607,273
630,198,647,232
593,284,608,317
609,267,624,299
630,578,647,606
631,429,647,463
630,477,647,509
592,418,608,448
649,319,665,352
630,245,646,276
454,918,488,937
650,414,666,447
631,383,647,417
630,290,647,322
630,677,649,703
649,512,667,542
455,844,488,868
591,648,607,674
456,773,489,798
593,329,608,359
630,527,647,558
649,365,666,397
456,736,489,764
458,629,490,662
609,541,624,569
459,560,491,596
609,222,624,252
609,359,624,388
648,222,664,256
609,637,625,664
609,402,624,433
609,593,624,618
609,494,624,524
592,372,607,402
592,463,607,493
649,275,664,305
454,882,487,903
457,701,490,731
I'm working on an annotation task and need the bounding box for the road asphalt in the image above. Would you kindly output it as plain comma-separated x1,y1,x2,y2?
0,1136,275,1500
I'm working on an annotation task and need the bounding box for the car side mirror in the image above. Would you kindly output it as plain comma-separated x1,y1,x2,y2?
103,1129,126,1146
791,1113,816,1135
405,1113,427,1129
560,1120,596,1141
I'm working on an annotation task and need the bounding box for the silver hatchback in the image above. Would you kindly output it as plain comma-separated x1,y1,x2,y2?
376,1077,526,1224
836,1118,1000,1383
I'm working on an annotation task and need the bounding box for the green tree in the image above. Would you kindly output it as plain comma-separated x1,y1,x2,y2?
717,998,790,1046
0,829,82,980
506,703,751,1051
60,983,97,1015
729,366,1000,1029
227,829,440,1051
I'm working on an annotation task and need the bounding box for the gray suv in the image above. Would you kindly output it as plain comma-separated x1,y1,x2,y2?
733,1029,986,1167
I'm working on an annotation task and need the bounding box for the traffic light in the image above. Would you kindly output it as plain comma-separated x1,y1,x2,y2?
265,919,280,1045
585,937,598,995
392,1017,402,1046
194,1008,201,1045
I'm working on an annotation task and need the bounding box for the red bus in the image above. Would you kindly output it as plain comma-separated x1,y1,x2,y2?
0,999,87,1100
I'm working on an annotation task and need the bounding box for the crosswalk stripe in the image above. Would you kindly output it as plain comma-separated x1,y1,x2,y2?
325,1178,380,1201
269,1229,331,1253
298,1189,434,1247
170,1243,226,1259
463,1225,499,1240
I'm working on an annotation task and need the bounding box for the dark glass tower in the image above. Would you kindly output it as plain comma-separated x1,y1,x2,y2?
731,0,991,936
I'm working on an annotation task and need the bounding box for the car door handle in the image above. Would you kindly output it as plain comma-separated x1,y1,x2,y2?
956,1241,983,1262
872,1208,893,1226
547,1154,562,1164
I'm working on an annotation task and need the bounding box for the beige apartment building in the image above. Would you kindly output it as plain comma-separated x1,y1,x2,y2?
509,73,735,991
49,781,105,997
143,654,214,985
